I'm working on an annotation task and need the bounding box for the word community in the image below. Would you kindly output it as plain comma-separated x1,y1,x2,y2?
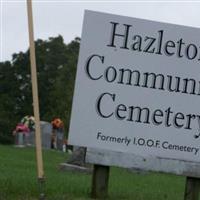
86,54,200,96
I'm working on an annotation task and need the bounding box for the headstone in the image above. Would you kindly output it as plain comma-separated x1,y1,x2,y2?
28,130,35,146
16,132,25,147
15,121,65,150
67,146,86,166
26,121,52,149
60,146,92,173
40,121,52,149
55,130,64,151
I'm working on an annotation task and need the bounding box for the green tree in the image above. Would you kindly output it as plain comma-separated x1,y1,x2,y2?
0,35,80,143
0,61,19,143
46,37,80,133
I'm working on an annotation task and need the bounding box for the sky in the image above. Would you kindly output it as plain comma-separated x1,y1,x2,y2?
1,0,200,62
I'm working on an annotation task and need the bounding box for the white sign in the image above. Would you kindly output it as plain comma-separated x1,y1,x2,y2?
69,10,200,163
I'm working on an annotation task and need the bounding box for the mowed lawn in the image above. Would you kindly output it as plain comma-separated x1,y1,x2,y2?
0,145,186,200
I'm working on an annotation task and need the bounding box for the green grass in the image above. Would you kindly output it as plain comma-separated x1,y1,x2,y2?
0,145,186,200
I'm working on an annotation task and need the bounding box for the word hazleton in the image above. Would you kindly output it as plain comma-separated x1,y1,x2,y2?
107,21,200,61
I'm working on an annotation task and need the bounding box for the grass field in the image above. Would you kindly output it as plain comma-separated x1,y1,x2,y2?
0,145,186,200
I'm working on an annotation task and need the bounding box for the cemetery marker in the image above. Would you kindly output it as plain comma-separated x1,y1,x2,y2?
69,10,200,199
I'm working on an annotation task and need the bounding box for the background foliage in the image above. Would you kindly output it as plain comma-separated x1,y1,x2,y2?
0,36,80,143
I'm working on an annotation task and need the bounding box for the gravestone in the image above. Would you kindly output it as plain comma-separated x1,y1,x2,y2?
55,129,64,151
60,146,92,173
27,121,52,149
15,132,25,147
67,146,86,166
41,121,52,149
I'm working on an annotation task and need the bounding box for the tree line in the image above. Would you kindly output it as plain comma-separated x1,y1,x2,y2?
0,35,80,144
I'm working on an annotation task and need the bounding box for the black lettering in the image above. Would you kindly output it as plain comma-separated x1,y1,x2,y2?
165,107,173,127
142,72,165,90
162,141,168,149
96,92,115,118
143,36,156,53
173,112,185,128
127,106,150,124
164,40,176,56
107,22,131,49
182,78,196,95
185,44,198,60
177,38,185,58
85,54,104,80
115,104,127,120
104,66,117,82
167,75,181,92
118,69,140,86
156,30,164,55
152,109,163,125
132,35,142,51
185,114,196,130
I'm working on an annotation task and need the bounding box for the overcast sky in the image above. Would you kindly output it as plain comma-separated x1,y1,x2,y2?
1,0,200,62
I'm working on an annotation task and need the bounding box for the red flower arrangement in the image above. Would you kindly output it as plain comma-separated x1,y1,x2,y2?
51,118,64,129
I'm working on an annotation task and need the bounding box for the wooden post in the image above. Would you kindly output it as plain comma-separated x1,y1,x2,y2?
26,0,44,180
91,164,110,199
184,177,200,200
